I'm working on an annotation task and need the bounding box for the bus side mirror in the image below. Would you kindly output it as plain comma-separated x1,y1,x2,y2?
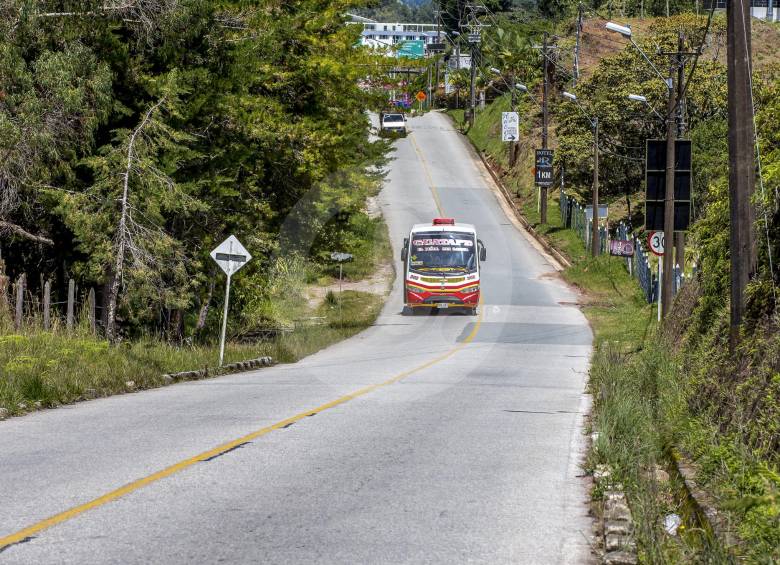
478,240,486,262
401,238,408,262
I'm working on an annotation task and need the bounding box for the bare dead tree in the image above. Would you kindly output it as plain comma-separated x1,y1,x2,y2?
105,96,166,343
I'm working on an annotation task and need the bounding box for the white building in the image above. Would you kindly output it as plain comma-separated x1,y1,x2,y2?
703,0,779,21
347,15,446,51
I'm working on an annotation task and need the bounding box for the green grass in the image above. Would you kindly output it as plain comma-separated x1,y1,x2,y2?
0,289,383,418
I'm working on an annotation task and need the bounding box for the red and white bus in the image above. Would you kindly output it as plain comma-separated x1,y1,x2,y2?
401,218,486,314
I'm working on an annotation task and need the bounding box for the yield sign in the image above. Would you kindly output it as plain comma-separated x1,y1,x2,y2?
210,235,252,276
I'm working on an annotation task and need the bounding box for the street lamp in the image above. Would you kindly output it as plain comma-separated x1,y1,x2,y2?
605,21,632,37
608,20,678,318
628,93,665,122
561,91,601,257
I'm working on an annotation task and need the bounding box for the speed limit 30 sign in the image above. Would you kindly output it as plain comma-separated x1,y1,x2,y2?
648,231,665,256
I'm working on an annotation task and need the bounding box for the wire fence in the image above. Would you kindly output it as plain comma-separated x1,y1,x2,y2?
561,189,687,304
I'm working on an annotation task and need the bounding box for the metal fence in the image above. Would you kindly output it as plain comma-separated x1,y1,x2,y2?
560,189,686,304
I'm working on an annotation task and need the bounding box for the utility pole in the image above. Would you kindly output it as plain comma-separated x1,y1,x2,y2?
434,2,441,108
728,0,758,343
573,4,582,86
464,2,485,128
768,0,774,21
661,60,677,319
455,40,460,109
540,32,550,224
592,117,600,257
509,71,517,167
675,32,686,273
469,42,477,126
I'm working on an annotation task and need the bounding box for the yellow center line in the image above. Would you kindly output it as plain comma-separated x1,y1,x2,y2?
0,299,484,550
409,133,445,217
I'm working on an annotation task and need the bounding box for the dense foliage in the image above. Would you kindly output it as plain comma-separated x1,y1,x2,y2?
0,0,391,338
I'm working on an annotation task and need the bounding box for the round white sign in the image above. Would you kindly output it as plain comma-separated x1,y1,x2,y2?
648,231,665,256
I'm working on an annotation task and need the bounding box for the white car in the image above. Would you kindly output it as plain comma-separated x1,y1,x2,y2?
380,113,407,137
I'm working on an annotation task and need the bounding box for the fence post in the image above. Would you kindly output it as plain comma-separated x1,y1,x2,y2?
0,269,8,322
66,278,75,332
88,288,96,334
14,273,25,331
43,280,51,331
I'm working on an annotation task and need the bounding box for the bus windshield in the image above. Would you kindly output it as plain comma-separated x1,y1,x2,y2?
408,231,477,274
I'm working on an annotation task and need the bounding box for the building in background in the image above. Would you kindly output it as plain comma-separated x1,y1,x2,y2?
347,14,446,54
703,0,779,21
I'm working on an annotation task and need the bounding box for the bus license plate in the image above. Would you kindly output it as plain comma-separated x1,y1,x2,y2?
437,303,449,309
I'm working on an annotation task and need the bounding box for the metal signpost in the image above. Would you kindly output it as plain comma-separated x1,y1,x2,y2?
210,235,252,367
330,252,353,327
501,111,519,142
648,231,665,321
416,90,427,112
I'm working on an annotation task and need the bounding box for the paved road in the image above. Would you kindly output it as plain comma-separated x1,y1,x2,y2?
0,111,593,564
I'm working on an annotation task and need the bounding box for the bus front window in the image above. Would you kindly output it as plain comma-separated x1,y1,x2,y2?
408,232,476,274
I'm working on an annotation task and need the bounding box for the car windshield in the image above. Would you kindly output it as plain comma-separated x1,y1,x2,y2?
384,114,404,123
408,231,477,274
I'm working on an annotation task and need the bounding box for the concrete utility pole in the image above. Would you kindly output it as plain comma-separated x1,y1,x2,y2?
540,32,550,224
768,0,774,21
728,0,758,343
470,42,477,126
455,40,461,109
573,4,582,86
509,71,517,167
592,117,600,257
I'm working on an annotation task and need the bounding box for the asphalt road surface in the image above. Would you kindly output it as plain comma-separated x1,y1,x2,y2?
0,111,593,564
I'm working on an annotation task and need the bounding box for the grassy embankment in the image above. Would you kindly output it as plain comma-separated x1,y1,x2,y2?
0,216,391,419
450,100,779,561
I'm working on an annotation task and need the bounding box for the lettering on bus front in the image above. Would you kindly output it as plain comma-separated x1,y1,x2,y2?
408,232,477,274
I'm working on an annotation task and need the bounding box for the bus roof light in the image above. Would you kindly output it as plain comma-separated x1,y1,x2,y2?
433,218,455,225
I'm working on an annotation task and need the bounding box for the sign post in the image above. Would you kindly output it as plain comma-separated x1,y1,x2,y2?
416,90,427,112
501,112,519,142
648,231,664,321
330,252,353,327
210,235,252,367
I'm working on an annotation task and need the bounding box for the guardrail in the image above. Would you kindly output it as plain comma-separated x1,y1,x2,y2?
561,189,686,304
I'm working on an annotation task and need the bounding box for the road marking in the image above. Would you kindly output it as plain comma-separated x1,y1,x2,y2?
0,299,484,551
409,133,445,217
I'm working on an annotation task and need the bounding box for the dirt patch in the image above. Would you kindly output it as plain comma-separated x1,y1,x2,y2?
305,260,394,309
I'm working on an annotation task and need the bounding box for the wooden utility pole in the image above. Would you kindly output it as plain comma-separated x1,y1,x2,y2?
728,0,758,342
675,32,687,272
540,32,550,225
661,58,678,318
592,117,600,257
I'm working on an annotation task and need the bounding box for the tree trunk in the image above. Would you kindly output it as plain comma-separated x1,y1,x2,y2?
196,280,215,332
